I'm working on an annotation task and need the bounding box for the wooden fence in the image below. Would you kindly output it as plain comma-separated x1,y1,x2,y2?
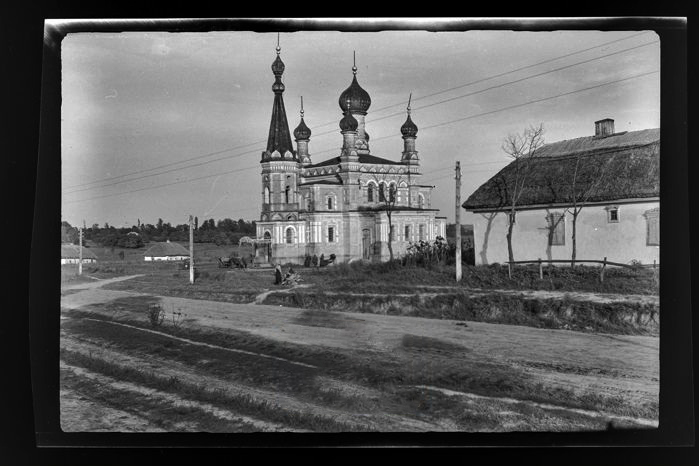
505,257,658,282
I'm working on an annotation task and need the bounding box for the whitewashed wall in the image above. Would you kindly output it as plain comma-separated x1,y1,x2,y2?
465,201,660,265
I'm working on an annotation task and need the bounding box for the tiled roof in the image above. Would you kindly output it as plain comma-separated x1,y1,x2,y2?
307,153,404,168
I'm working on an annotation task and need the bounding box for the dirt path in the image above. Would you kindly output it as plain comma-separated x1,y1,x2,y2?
62,274,145,291
61,332,451,432
61,286,658,408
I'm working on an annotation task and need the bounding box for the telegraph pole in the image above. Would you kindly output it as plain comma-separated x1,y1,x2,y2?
455,161,462,282
189,215,194,284
78,221,84,276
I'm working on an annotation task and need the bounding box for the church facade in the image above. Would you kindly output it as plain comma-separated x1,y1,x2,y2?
255,44,446,264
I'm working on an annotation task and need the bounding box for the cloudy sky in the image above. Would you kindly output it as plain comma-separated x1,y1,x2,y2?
60,24,660,228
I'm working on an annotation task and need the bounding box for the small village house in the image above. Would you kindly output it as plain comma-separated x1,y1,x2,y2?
462,119,659,265
143,240,189,261
60,244,98,265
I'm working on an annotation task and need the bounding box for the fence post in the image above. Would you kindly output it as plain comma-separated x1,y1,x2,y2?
538,258,543,280
600,256,607,283
507,261,512,279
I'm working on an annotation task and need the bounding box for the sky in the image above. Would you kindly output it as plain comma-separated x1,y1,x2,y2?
60,24,660,228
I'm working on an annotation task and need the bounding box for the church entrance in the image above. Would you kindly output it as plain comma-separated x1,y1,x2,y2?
362,229,371,260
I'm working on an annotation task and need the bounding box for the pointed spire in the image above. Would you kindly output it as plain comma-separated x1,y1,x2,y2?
352,50,357,75
401,92,418,138
264,35,294,160
294,95,311,141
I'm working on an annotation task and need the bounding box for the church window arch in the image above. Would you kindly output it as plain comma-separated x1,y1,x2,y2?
264,186,270,204
367,182,376,202
418,193,425,208
378,182,386,202
285,226,296,244
326,193,337,210
263,230,272,240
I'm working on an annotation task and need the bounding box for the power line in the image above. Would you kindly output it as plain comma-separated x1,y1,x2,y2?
64,69,657,205
63,32,656,192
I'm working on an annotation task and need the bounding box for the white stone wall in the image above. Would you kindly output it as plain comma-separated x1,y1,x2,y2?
465,201,660,265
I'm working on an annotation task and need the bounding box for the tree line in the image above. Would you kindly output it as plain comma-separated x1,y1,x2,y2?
60,217,257,248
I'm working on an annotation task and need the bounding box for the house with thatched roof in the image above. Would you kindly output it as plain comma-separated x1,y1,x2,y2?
61,244,98,265
462,119,659,265
143,240,189,261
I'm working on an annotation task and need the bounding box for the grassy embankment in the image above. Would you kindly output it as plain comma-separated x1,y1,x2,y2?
62,244,659,335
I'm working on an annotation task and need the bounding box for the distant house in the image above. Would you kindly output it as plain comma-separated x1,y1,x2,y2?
462,119,659,265
143,240,189,261
61,244,97,265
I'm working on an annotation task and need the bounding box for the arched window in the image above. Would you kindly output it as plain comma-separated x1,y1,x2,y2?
418,193,425,209
264,186,270,204
327,196,333,210
367,183,374,202
285,186,290,204
263,230,271,240
285,227,295,244
389,183,396,203
379,183,385,202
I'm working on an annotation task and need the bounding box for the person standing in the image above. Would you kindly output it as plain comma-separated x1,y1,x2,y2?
312,254,318,268
274,263,283,285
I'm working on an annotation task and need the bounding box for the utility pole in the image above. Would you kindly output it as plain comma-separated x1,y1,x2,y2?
189,215,194,284
455,161,462,282
78,220,84,276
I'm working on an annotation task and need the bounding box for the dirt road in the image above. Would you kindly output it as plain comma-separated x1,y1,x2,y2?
60,282,659,432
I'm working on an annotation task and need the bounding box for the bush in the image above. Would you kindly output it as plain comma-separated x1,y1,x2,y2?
148,304,165,327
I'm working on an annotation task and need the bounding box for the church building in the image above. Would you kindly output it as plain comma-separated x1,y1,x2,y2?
255,42,446,264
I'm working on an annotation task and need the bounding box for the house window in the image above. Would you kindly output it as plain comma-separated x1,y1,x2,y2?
328,226,335,243
404,225,411,241
607,206,620,223
645,208,659,246
548,213,565,246
285,227,295,244
367,184,374,202
419,224,426,241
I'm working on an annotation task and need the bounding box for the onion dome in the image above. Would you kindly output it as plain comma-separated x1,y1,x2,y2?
294,98,311,140
340,110,358,132
294,118,311,140
400,94,418,137
401,114,418,137
338,54,371,115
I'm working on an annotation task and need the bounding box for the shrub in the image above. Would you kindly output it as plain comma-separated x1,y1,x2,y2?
148,304,165,327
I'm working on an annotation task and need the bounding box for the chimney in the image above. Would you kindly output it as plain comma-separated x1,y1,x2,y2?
594,118,615,138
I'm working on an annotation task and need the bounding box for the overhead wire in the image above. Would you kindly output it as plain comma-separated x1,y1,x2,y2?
63,32,656,193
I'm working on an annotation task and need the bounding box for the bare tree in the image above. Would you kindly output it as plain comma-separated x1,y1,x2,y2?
565,152,617,267
365,174,405,261
499,124,545,263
